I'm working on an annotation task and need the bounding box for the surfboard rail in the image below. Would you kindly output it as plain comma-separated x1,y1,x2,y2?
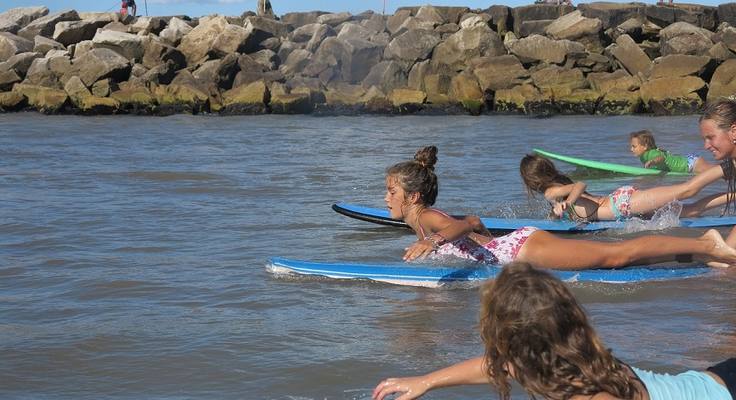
267,257,710,288
533,148,692,176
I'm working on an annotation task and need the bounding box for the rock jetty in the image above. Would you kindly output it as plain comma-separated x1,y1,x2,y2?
2,3,736,116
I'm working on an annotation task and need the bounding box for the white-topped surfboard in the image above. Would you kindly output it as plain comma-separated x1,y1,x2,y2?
332,203,736,233
267,257,710,288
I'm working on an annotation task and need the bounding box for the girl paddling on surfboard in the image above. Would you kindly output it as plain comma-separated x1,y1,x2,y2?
387,146,736,269
629,129,713,174
519,153,727,221
373,262,736,400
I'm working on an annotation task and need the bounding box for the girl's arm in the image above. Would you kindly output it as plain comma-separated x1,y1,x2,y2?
403,210,477,261
644,155,666,169
372,357,489,400
545,182,587,218
681,193,729,217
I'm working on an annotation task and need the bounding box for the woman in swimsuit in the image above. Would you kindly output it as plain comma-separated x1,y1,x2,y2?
373,262,735,400
519,154,726,221
388,146,736,269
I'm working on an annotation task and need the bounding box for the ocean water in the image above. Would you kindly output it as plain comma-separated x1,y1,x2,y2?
1,113,735,399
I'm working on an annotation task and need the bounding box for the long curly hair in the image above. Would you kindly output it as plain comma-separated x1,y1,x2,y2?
479,262,640,400
701,99,736,215
519,154,574,197
386,146,439,206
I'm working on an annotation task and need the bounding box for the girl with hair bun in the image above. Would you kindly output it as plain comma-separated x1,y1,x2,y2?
385,146,736,269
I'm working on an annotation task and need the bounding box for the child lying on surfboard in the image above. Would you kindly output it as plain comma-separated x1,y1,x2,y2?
373,262,736,400
386,146,736,269
519,153,727,221
629,129,713,174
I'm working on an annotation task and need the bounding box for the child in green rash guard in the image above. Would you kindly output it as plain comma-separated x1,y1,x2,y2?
629,130,713,174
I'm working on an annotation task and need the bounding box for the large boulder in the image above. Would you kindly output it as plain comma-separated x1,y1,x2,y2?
659,22,713,56
0,69,21,91
279,48,311,76
0,32,34,61
531,66,587,97
211,24,250,56
92,29,145,62
362,61,407,92
12,83,69,113
304,37,384,83
415,5,446,25
178,15,228,65
432,25,504,71
718,4,736,27
577,2,643,30
243,16,290,52
305,24,336,52
587,69,640,92
110,86,157,113
545,10,602,40
67,47,131,86
152,82,209,114
708,59,736,101
608,34,651,77
281,11,327,29
34,36,64,55
640,76,706,115
493,83,551,115
0,6,49,34
159,17,192,47
471,55,528,91
648,54,710,79
192,54,239,90
387,10,412,35
450,71,484,114
336,23,373,41
385,29,441,63
0,91,27,111
142,37,186,70
53,20,102,46
483,5,512,34
511,4,574,36
23,54,71,88
317,12,353,27
0,51,42,76
17,10,79,40
221,80,270,114
597,88,642,115
292,23,327,42
505,33,584,64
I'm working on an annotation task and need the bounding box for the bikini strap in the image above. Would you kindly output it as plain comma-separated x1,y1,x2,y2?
416,208,450,238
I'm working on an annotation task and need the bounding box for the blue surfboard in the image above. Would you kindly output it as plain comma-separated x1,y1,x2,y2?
267,257,710,288
332,203,736,233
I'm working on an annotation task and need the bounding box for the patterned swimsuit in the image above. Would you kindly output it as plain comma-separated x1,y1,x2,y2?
417,209,538,264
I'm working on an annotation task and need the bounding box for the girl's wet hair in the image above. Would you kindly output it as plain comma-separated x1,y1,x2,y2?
519,154,573,196
386,146,439,206
629,130,656,150
479,262,639,400
701,99,736,214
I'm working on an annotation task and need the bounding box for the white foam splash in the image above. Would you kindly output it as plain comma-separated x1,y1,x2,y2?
617,201,683,234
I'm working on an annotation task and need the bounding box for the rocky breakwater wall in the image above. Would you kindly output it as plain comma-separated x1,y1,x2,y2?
3,3,736,116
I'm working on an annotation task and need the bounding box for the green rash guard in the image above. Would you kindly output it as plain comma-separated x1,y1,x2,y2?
639,148,689,173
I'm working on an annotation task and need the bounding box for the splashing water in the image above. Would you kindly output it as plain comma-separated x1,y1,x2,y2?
617,201,683,234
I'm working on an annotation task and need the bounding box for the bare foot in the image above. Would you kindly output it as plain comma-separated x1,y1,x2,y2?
702,229,736,266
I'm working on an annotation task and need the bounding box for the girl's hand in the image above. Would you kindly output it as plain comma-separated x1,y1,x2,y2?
403,240,436,261
644,160,654,168
373,376,430,400
552,201,569,218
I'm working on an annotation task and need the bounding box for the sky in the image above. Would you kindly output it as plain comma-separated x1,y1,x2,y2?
1,0,727,18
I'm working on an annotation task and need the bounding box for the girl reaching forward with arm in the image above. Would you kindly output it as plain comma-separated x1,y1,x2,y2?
374,262,736,400
387,146,736,269
519,153,725,221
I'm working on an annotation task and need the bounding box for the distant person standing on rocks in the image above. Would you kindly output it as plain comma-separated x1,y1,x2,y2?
120,0,136,17
657,0,674,5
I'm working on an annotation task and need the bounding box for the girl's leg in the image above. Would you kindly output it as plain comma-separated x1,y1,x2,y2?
628,167,725,215
515,230,736,270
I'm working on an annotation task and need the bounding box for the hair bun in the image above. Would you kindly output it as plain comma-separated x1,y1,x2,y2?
414,146,438,170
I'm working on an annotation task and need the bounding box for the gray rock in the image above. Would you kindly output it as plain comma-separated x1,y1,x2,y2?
34,36,64,54
609,34,651,77
432,25,504,70
129,17,167,35
63,75,91,101
101,21,130,33
276,40,305,65
0,32,34,61
471,55,529,91
68,47,131,86
317,12,352,27
178,15,228,65
292,23,324,42
159,17,192,47
92,29,145,62
545,10,602,40
708,42,736,62
238,53,268,73
360,14,386,34
385,29,441,62
53,20,101,46
661,33,713,56
337,23,373,41
142,37,185,70
577,2,642,30
483,5,512,34
435,23,460,35
279,48,311,76
280,11,327,29
362,60,407,92
415,5,446,25
306,24,336,52
211,24,250,56
459,14,491,29
587,69,640,92
251,49,279,70
139,60,177,85
73,40,94,59
407,59,431,90
708,59,736,100
512,3,574,36
649,54,710,79
0,6,48,34
0,69,21,90
0,51,41,76
243,16,290,53
18,10,79,40
518,20,553,38
387,10,412,35
304,37,383,83
192,54,239,89
505,33,583,65
718,4,736,27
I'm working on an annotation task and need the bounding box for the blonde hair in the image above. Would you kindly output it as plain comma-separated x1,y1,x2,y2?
629,130,656,150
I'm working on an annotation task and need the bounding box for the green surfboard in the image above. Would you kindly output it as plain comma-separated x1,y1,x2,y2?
533,148,692,176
